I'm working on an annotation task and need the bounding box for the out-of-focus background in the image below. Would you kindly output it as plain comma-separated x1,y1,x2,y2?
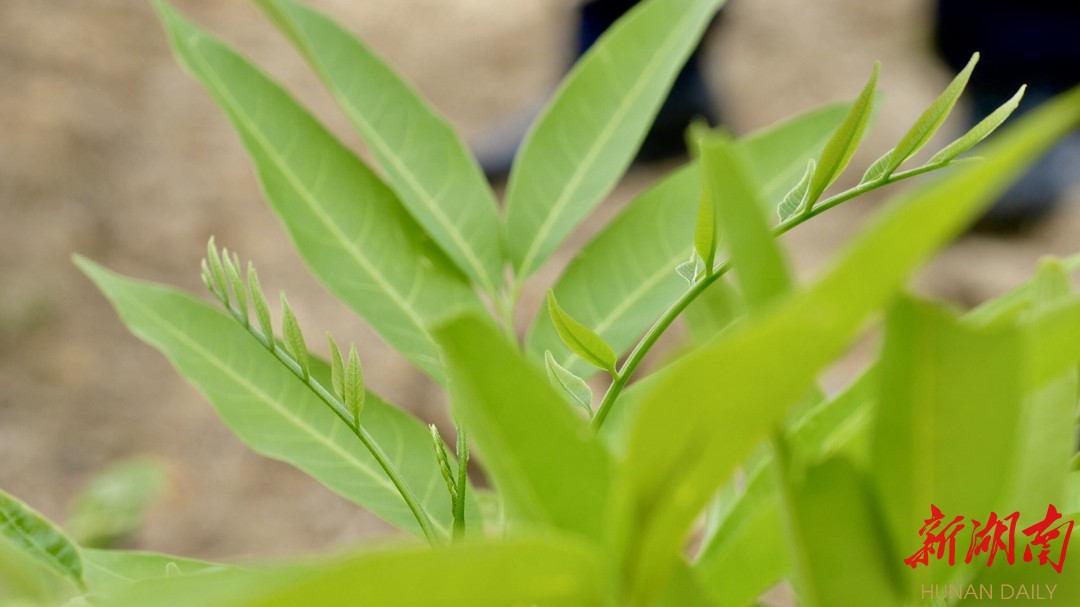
1,0,1077,561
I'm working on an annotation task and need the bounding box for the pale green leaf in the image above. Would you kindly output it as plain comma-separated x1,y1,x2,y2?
0,534,73,605
257,0,503,294
429,425,457,500
0,488,84,591
154,0,483,383
343,344,365,428
82,549,231,598
612,87,1080,603
682,276,743,346
777,159,815,221
78,258,459,538
247,264,274,348
693,179,717,272
104,538,606,607
807,63,879,206
863,53,978,182
66,458,167,549
675,255,704,286
504,0,727,278
325,333,344,398
547,291,617,374
205,237,229,306
434,315,613,542
278,293,309,379
544,350,593,417
528,103,847,377
222,250,247,324
929,85,1026,165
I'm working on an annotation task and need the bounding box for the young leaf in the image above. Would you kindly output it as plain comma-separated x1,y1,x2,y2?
326,333,344,398
777,159,815,222
279,293,309,380
222,250,247,324
205,237,229,306
547,291,617,375
344,344,365,429
246,264,274,349
154,0,484,384
544,350,594,417
862,53,979,182
503,0,727,279
693,178,717,272
929,85,1026,165
429,425,458,500
806,62,880,206
674,254,704,286
612,86,1080,603
0,488,85,591
78,258,461,538
257,0,504,295
527,102,848,378
434,314,613,542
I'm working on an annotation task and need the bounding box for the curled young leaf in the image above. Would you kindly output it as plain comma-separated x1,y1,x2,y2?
429,424,458,500
929,85,1027,166
544,350,594,417
547,291,618,375
777,159,816,222
247,263,274,350
222,250,247,325
807,62,880,206
675,254,705,286
279,293,309,379
205,237,229,307
327,333,345,399
344,344,365,428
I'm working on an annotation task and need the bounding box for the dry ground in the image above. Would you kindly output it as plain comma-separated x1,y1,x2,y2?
2,0,1077,562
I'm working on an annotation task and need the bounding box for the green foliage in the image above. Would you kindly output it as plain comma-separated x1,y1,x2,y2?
4,0,1077,605
66,458,167,549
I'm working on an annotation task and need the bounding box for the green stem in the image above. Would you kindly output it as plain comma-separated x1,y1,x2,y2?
223,306,443,545
590,163,950,429
453,425,469,541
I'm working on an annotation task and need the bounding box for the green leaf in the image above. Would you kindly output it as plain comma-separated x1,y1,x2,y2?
777,159,815,221
547,291,618,375
278,293,309,380
682,276,743,346
701,134,792,310
247,264,274,348
528,103,847,378
222,250,247,323
929,85,1026,166
343,344,365,429
430,425,457,500
807,62,879,206
863,53,978,183
504,0,727,279
0,534,73,605
0,488,85,591
693,179,717,273
257,0,503,295
66,458,167,549
434,314,613,542
82,549,231,598
612,86,1080,603
205,237,229,306
325,333,344,398
154,0,483,383
783,457,901,607
544,350,594,417
77,258,458,538
104,538,606,607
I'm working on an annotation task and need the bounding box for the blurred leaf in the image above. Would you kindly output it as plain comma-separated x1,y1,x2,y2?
612,87,1080,603
66,458,167,549
544,351,594,417
82,549,231,598
0,534,74,605
530,103,846,377
547,291,617,374
257,0,503,294
693,177,718,272
807,63,879,206
862,53,978,182
0,488,84,591
682,277,743,346
929,85,1026,166
78,259,458,538
154,0,483,383
105,538,607,607
435,315,613,542
504,0,727,278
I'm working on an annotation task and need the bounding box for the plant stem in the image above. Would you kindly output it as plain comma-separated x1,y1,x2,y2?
590,163,950,430
222,306,443,545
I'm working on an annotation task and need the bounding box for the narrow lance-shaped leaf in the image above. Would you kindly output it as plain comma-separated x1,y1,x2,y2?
429,425,458,500
344,344,365,429
547,291,617,375
777,159,815,222
0,489,85,591
806,62,880,206
78,258,462,537
693,173,717,272
257,0,504,295
544,350,594,417
279,293,309,380
247,264,274,350
504,0,727,279
929,85,1027,165
326,333,344,398
223,250,247,324
862,53,979,183
205,237,229,306
154,1,483,383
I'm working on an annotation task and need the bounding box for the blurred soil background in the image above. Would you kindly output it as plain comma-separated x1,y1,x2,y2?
1,0,1078,562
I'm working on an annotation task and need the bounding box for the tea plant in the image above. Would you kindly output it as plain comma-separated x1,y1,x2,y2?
3,0,1080,605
